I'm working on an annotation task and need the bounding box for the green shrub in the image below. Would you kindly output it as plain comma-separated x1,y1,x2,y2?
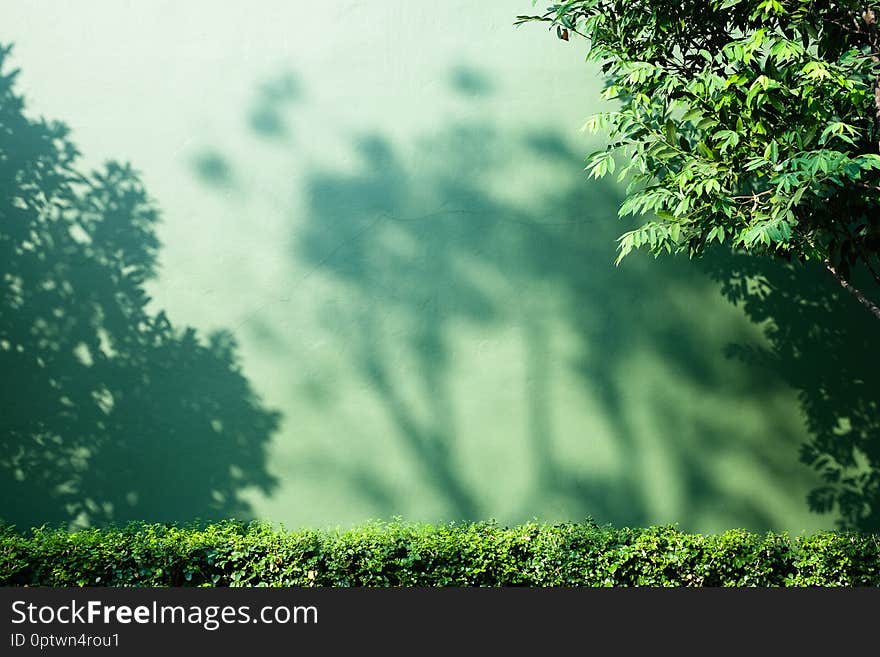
1,520,877,587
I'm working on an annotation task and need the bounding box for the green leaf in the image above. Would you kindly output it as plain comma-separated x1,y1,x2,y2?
682,107,703,123
665,119,677,145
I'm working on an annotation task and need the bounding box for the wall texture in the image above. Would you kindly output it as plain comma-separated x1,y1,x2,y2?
4,1,876,533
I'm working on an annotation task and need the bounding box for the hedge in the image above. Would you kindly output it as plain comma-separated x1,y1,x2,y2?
1,521,878,587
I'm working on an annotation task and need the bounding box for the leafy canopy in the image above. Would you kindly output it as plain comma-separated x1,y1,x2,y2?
518,1,880,292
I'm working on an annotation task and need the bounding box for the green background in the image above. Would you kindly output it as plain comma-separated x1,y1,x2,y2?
4,0,874,533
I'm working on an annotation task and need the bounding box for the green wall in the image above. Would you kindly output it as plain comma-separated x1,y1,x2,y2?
3,1,877,534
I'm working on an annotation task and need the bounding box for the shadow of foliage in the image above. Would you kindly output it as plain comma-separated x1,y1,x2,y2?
189,61,859,532
701,250,880,531
291,85,806,529
449,65,494,98
0,45,279,528
249,71,301,139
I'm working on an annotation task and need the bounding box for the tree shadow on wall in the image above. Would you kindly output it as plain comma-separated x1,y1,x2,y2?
194,62,871,532
701,252,880,531
269,73,813,531
295,127,807,530
0,46,279,529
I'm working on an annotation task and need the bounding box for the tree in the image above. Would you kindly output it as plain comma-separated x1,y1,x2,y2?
518,1,880,319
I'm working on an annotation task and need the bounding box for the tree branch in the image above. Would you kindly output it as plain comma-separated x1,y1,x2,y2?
823,258,880,320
